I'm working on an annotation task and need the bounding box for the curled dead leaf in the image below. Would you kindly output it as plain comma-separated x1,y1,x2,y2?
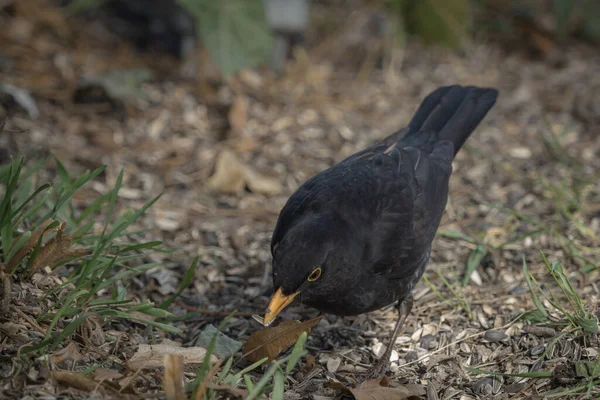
207,150,281,195
6,220,56,271
163,354,186,400
242,316,323,363
29,222,88,275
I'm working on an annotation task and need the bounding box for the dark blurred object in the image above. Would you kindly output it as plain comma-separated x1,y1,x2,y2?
0,0,15,11
265,0,310,72
63,0,196,59
476,0,600,59
72,69,153,118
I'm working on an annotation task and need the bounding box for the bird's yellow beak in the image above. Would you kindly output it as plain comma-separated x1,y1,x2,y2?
264,287,299,326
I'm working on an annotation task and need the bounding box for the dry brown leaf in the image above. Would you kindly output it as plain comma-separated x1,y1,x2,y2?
230,135,260,153
163,354,186,400
78,313,105,347
242,316,323,363
206,150,246,194
51,371,112,396
329,378,425,400
6,220,55,271
0,321,29,342
30,222,88,274
92,368,123,382
228,95,249,134
245,167,282,196
50,342,84,368
126,342,218,371
207,150,281,195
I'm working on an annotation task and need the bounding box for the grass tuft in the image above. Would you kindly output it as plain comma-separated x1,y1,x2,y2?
0,155,184,359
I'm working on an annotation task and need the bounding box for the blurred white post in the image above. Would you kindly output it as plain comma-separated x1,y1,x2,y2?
264,0,310,73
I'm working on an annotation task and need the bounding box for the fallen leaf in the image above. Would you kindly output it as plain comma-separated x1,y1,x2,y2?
30,222,88,275
52,371,112,396
164,354,186,400
92,368,123,382
0,322,29,342
245,167,281,196
126,342,218,371
206,150,246,194
195,325,242,359
242,316,323,362
78,314,105,347
50,342,84,369
6,220,56,271
207,150,281,195
329,378,425,400
327,356,341,373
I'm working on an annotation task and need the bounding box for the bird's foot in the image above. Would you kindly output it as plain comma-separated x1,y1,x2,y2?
364,356,391,380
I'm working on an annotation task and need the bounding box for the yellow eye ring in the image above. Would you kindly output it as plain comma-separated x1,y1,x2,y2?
307,267,322,282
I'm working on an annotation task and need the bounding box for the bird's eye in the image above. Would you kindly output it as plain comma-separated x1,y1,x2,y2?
307,267,322,282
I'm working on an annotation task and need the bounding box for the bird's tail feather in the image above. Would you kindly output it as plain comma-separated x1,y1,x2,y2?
407,85,499,157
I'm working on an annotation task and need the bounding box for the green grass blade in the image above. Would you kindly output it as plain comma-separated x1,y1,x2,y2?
160,256,198,310
522,257,548,320
272,369,284,400
51,313,91,350
10,183,52,220
463,244,487,287
244,374,255,392
286,331,307,374
217,356,234,382
246,363,279,400
101,168,123,240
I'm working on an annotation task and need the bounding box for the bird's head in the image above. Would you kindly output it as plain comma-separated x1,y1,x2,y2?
263,213,356,326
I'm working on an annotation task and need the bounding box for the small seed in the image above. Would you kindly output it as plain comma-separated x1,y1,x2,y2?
484,330,508,342
530,345,545,356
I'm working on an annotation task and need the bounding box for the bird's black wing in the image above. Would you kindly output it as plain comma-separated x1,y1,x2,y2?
271,126,411,254
364,138,454,280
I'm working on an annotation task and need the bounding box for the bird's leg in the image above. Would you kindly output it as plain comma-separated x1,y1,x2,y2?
364,294,414,379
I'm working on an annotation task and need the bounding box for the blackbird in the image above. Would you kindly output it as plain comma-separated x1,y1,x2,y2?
264,85,499,377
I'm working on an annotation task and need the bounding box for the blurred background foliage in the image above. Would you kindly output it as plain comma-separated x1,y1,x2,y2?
60,0,600,77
